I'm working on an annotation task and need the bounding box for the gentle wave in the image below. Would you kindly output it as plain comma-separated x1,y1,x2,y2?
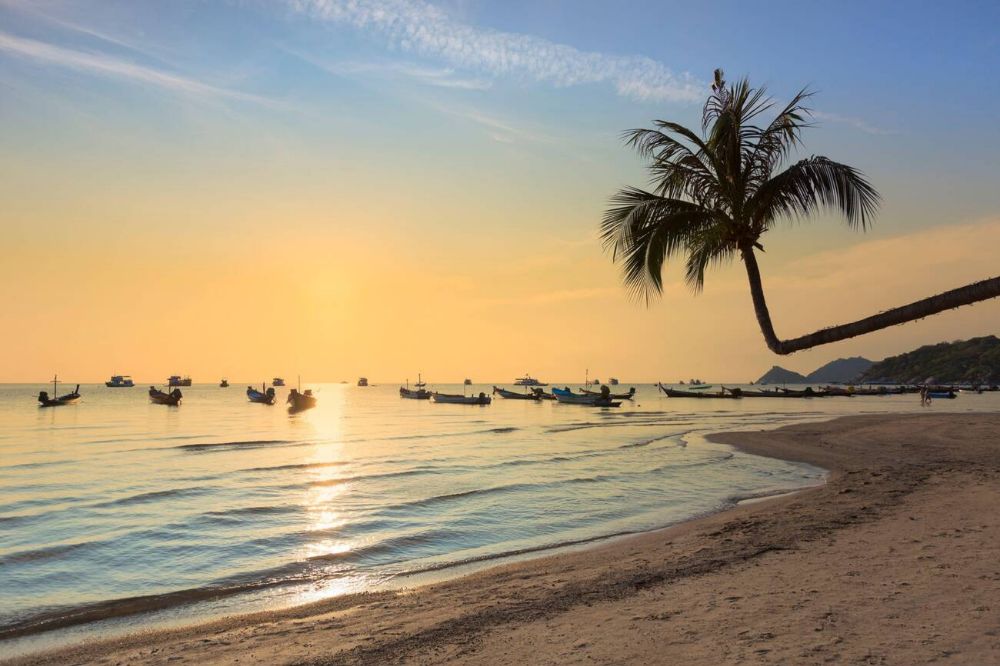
175,439,296,452
91,486,211,509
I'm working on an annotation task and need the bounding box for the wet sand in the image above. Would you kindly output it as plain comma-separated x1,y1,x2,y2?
7,413,1000,665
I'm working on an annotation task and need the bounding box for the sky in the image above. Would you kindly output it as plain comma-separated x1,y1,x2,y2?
1,0,999,383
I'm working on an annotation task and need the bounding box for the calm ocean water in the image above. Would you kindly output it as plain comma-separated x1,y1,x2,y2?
2,381,996,656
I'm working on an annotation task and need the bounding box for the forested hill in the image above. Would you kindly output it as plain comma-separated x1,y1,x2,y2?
858,336,1000,384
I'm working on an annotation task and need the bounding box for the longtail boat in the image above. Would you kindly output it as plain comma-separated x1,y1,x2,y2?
580,386,636,400
726,386,827,398
247,384,276,405
149,386,182,406
38,375,80,407
657,383,740,399
287,387,317,412
493,386,540,400
433,392,491,405
551,387,621,407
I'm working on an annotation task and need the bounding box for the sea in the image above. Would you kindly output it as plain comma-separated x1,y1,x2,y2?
2,381,996,658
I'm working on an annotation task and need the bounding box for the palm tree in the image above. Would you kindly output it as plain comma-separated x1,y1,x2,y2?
602,70,1000,355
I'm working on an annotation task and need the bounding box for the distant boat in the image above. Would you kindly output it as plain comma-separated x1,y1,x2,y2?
513,375,546,387
168,375,192,387
149,386,182,405
608,378,619,385
729,386,826,399
551,387,621,407
247,384,276,404
493,386,540,400
464,378,472,385
287,388,317,412
38,375,80,407
433,392,491,405
357,377,369,387
272,377,286,387
105,375,134,388
580,386,636,400
658,383,739,399
220,378,229,388
401,374,431,399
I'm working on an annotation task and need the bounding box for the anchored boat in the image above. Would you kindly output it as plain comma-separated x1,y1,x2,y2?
433,392,491,405
657,383,740,399
493,386,540,400
38,375,80,407
247,384,276,405
580,386,636,400
149,386,182,405
105,375,134,388
551,386,621,407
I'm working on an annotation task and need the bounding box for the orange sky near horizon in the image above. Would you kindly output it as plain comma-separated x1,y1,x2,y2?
3,1,999,386
4,209,1000,385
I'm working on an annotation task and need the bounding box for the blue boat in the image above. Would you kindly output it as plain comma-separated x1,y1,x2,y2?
247,384,276,405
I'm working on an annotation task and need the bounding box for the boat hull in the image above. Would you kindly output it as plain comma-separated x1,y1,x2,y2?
433,393,491,405
551,387,621,406
287,390,317,412
493,386,540,400
657,384,740,399
400,388,431,400
149,388,182,406
247,387,276,405
580,387,636,400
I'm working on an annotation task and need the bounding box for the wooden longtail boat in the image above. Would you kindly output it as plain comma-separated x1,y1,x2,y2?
580,386,636,400
433,392,491,405
38,375,80,407
149,386,182,406
247,384,276,405
657,383,741,399
493,386,540,400
551,387,621,407
287,388,317,412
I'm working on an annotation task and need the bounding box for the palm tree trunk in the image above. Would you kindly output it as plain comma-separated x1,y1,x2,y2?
741,248,1000,355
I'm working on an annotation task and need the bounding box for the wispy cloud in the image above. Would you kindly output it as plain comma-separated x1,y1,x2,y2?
286,0,702,103
813,110,895,136
0,31,270,104
292,53,491,90
423,100,555,143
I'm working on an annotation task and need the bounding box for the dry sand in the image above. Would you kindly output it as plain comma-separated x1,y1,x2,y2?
7,412,1000,665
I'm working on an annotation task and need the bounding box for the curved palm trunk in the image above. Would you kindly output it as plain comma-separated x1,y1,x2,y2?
741,249,1000,355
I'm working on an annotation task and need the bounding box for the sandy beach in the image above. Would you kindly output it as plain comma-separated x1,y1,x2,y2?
8,412,1000,665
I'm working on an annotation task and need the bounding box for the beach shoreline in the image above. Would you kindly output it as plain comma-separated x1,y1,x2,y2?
6,412,1000,665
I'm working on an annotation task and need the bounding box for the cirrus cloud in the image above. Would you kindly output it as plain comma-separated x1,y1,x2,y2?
287,0,703,103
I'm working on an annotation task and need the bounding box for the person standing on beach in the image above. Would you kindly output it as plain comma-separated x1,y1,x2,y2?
920,386,928,407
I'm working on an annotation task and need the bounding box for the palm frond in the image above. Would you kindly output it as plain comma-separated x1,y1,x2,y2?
749,156,880,231
683,225,739,291
601,188,717,302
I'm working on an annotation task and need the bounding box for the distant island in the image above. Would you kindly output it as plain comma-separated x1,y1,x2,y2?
757,356,872,384
756,366,808,384
858,336,1000,384
756,337,1000,385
